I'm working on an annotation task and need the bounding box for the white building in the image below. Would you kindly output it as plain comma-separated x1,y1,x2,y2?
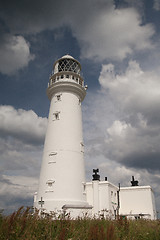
85,171,118,219
34,55,157,220
85,171,157,220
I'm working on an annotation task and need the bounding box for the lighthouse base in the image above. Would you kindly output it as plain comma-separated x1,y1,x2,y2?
34,194,92,219
62,203,93,218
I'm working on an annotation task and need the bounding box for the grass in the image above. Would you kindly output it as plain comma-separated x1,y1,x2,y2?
0,207,160,240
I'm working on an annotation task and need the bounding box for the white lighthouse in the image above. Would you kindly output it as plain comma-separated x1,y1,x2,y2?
34,55,91,217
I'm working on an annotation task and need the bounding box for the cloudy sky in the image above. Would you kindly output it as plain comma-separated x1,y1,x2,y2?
1,0,160,215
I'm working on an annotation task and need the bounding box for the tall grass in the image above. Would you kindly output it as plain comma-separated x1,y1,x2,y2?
0,206,160,240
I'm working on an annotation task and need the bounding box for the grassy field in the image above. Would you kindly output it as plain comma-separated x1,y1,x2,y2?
0,207,160,240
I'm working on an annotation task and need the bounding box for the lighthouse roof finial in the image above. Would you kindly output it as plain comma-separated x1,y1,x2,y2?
61,54,74,59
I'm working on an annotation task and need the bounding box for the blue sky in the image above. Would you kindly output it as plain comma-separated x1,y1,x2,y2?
1,0,160,215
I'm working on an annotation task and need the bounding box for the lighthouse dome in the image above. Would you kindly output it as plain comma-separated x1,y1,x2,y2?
61,54,74,59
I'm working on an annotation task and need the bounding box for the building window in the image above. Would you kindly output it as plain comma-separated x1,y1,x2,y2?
66,75,69,78
72,76,75,80
57,76,59,80
82,182,86,195
61,75,64,79
53,112,60,121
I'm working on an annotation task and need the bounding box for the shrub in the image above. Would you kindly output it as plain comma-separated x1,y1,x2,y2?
0,207,159,240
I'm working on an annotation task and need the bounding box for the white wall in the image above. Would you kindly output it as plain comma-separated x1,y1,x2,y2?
85,181,118,218
119,186,157,219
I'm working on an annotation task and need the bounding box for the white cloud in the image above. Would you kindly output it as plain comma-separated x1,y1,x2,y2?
0,174,38,213
70,6,155,61
105,118,160,164
0,105,47,213
107,120,131,137
83,60,160,173
0,105,47,177
99,61,160,168
99,60,160,124
0,0,155,62
0,175,38,198
0,105,47,144
153,0,160,10
0,35,34,75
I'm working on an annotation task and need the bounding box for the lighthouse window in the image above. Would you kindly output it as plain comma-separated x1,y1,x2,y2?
55,113,59,120
58,59,80,73
49,152,57,156
66,74,69,78
53,112,60,121
48,182,52,187
80,142,84,153
56,94,61,101
61,75,64,79
79,79,83,86
46,180,55,192
48,152,57,164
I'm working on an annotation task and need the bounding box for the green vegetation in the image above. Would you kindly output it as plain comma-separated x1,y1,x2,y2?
0,207,160,240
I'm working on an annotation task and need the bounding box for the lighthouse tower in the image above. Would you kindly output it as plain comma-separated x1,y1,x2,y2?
34,55,91,217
